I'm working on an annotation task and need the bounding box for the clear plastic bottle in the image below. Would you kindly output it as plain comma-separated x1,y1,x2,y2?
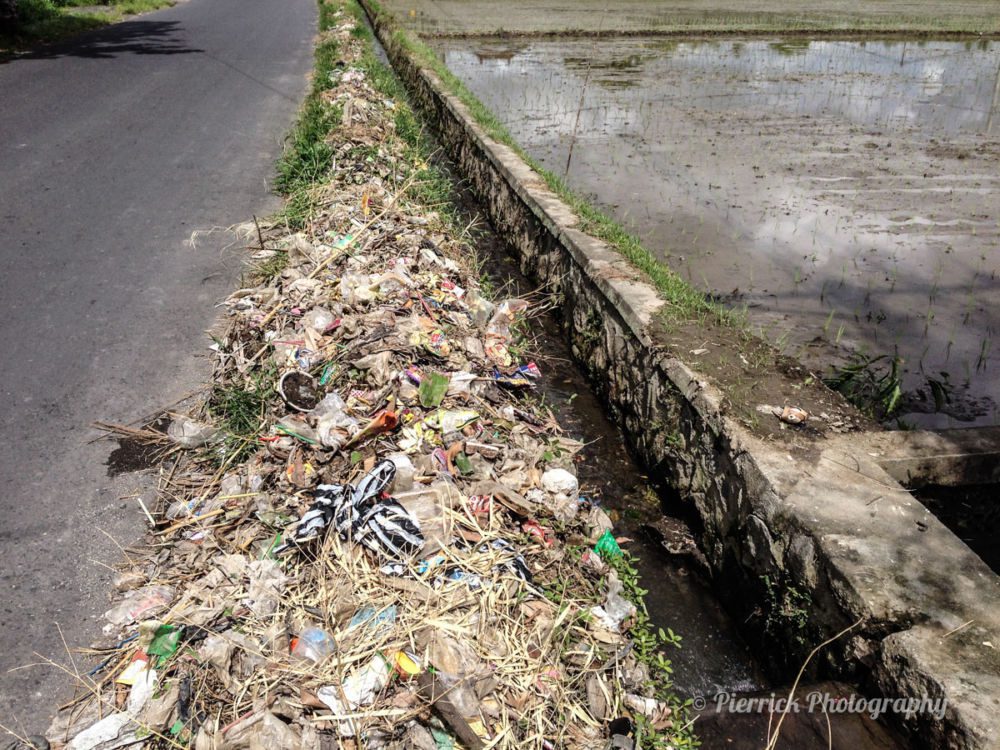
291,627,336,663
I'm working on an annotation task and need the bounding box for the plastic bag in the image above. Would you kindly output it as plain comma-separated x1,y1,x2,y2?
541,467,580,522
447,370,478,396
105,585,175,627
301,306,336,333
291,627,336,663
541,468,578,496
387,452,415,492
590,570,636,632
355,351,393,384
313,392,360,450
374,268,413,294
167,417,219,448
339,272,375,305
317,654,392,736
244,560,287,617
484,298,529,365
465,290,495,329
594,529,623,560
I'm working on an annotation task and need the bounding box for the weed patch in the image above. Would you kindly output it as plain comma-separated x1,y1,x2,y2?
824,353,903,421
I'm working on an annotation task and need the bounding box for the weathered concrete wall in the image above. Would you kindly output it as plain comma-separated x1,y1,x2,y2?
361,3,1000,746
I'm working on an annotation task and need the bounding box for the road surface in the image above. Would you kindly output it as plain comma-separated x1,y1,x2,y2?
0,0,315,736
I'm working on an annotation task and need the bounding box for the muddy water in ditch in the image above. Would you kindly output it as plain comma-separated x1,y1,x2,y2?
477,243,765,698
478,229,907,748
437,37,1000,428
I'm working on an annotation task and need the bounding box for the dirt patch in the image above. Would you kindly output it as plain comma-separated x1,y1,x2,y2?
105,417,172,476
106,438,167,476
651,315,874,442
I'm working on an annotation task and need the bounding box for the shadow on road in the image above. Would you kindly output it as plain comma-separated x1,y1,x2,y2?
2,20,202,63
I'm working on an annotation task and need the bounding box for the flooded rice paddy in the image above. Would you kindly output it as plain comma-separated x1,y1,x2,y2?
382,0,1000,37
437,37,1000,428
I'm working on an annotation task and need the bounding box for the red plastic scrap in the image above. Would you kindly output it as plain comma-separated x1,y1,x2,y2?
521,520,555,547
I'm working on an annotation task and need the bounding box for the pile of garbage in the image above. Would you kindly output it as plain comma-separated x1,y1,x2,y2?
44,7,685,750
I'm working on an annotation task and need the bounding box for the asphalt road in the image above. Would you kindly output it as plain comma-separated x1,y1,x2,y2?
0,0,315,736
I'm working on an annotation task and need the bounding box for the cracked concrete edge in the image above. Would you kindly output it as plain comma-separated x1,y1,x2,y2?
360,3,1000,746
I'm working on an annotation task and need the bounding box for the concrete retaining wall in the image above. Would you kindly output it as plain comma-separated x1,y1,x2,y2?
360,3,1000,746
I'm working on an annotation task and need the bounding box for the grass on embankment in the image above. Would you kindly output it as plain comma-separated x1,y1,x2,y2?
0,0,172,52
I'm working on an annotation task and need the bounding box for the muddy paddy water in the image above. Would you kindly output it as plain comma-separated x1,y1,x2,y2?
436,37,1000,428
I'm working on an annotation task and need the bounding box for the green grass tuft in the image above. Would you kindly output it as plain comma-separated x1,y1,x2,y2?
208,372,275,464
252,250,290,282
1,0,173,51
274,0,344,227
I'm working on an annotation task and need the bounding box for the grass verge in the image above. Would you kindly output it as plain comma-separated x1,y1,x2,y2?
273,0,343,228
0,0,172,52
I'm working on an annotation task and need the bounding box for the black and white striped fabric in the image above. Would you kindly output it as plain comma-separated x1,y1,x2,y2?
273,483,347,555
478,538,532,583
353,497,425,561
335,458,397,539
277,459,423,561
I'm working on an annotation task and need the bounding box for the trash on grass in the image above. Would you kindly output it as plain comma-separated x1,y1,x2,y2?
53,13,687,750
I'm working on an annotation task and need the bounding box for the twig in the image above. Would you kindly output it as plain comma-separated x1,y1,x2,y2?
764,617,865,750
942,619,974,639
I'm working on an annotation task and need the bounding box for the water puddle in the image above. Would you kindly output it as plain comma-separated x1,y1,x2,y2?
436,36,1000,428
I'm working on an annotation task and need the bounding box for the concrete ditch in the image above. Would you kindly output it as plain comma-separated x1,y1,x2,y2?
360,1,1000,746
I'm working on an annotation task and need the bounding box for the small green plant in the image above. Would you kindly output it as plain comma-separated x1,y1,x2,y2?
761,574,812,647
608,553,699,749
208,369,275,463
823,353,903,420
253,250,290,282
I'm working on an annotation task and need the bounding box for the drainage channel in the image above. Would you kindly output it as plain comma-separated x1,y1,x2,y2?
477,228,765,699
445,170,908,749
364,14,911,747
